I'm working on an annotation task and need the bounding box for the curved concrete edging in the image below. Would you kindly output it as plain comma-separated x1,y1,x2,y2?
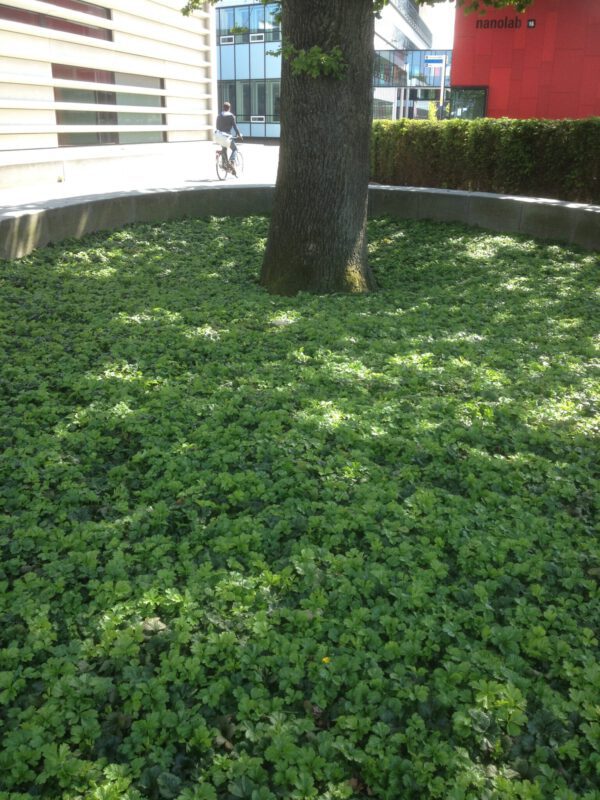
1,183,598,260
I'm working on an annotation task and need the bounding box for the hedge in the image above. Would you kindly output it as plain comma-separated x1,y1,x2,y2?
370,117,600,204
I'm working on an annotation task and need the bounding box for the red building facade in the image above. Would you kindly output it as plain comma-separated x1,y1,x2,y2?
451,0,600,119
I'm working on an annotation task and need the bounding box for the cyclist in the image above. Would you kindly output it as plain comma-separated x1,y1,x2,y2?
214,101,243,175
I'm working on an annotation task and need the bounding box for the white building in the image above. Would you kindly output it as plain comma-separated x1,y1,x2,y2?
372,0,436,121
0,0,216,189
374,0,433,51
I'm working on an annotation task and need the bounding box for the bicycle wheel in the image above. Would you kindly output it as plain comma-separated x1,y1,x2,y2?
232,150,244,178
215,151,228,181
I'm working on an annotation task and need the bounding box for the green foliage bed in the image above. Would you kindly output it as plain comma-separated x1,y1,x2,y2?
1,218,599,800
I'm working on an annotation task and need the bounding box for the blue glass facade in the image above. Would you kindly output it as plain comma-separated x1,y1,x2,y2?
373,50,452,120
216,4,452,136
373,50,452,89
216,2,281,137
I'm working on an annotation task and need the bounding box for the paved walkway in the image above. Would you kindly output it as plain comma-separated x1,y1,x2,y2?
0,141,279,220
2,144,598,258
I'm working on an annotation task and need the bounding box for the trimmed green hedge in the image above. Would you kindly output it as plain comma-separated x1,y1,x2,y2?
370,118,600,203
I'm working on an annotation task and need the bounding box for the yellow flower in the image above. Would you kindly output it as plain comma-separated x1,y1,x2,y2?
321,656,331,664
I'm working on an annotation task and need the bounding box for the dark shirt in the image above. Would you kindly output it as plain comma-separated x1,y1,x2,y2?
216,111,240,137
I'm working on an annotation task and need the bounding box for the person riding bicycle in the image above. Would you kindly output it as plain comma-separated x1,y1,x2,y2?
214,102,243,175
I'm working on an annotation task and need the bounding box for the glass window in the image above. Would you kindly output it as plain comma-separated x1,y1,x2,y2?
373,96,394,120
52,63,166,146
0,5,112,41
96,90,115,104
224,84,234,107
449,88,487,119
56,108,98,125
0,3,112,39
218,82,236,111
250,42,265,79
218,7,234,36
116,110,163,126
53,64,114,83
43,15,110,38
55,86,95,103
40,0,111,18
234,6,250,31
56,108,118,144
0,5,35,24
265,50,280,80
255,82,266,116
219,45,236,81
235,44,250,80
218,79,281,125
115,91,162,108
235,81,251,122
372,50,451,89
267,79,280,122
374,51,408,87
264,3,280,42
114,73,163,91
118,129,164,144
249,4,264,34
58,131,105,145
55,86,163,108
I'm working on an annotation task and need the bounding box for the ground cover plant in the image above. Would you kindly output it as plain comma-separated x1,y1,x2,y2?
0,217,599,800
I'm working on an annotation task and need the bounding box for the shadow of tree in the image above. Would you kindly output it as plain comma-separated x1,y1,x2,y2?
1,217,598,798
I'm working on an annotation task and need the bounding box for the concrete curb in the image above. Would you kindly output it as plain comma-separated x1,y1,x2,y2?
367,186,600,251
1,183,598,260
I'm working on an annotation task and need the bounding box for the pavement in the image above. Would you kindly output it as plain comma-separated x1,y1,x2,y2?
2,142,598,256
0,141,279,220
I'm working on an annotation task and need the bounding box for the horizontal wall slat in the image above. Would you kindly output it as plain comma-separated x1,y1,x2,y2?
1,100,207,115
0,124,213,133
0,21,212,68
0,70,212,97
4,0,211,49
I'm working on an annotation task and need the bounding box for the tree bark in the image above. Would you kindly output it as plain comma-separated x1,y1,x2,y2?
259,0,376,295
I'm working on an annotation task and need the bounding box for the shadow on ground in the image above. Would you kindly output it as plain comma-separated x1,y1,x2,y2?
1,217,598,798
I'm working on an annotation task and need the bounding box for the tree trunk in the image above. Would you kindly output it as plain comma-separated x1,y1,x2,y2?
259,0,376,296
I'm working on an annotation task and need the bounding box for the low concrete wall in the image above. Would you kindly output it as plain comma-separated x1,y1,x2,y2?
368,187,600,252
1,184,598,260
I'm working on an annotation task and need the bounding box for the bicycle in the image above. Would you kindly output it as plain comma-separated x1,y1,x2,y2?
215,138,244,181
